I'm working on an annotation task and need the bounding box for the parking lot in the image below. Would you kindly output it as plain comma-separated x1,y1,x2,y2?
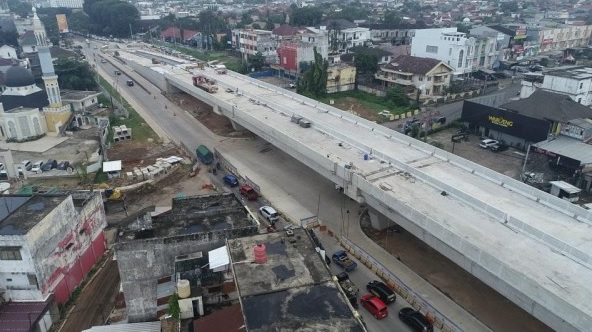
6,130,101,179
427,128,525,179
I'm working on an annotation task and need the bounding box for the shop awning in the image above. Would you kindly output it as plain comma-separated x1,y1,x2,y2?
533,136,592,166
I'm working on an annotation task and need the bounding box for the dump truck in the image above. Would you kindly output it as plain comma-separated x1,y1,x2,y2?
332,250,357,272
336,272,359,308
196,145,214,165
192,75,218,93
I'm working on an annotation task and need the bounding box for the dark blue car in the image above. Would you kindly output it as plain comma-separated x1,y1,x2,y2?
223,174,239,187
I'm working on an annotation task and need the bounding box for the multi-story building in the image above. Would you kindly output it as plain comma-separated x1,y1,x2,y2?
375,55,453,98
411,28,481,77
318,19,370,52
276,29,328,77
231,28,278,64
327,63,356,93
538,25,592,53
520,66,592,106
358,23,415,45
0,193,107,304
471,25,541,63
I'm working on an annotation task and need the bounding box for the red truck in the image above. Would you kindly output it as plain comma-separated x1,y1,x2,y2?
239,185,258,200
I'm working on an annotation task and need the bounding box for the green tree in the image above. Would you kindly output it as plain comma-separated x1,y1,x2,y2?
7,0,29,18
291,6,323,26
0,30,18,47
83,0,139,37
252,23,261,29
248,52,265,71
386,85,409,107
328,21,341,53
265,20,275,31
500,1,518,13
354,52,378,74
54,58,98,90
167,293,180,318
383,11,402,24
298,47,328,97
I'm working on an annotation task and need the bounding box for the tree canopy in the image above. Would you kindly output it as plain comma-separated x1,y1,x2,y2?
291,6,323,26
354,52,378,74
83,0,139,37
54,58,98,91
298,47,328,97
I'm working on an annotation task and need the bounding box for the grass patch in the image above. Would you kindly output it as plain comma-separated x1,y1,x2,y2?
314,90,414,115
97,77,158,143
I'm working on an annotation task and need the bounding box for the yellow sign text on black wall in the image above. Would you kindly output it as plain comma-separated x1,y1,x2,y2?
488,115,513,127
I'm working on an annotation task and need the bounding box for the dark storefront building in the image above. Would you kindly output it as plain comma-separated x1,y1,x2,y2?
462,90,592,150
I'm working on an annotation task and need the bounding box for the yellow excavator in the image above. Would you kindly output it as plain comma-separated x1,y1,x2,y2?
96,183,124,201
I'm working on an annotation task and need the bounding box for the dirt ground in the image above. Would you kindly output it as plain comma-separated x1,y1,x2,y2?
54,253,120,332
108,141,180,170
330,97,381,122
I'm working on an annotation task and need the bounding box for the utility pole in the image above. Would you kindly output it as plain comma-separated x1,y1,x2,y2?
129,23,133,40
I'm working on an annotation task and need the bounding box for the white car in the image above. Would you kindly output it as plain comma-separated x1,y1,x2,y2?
31,161,44,174
259,206,279,223
479,139,499,149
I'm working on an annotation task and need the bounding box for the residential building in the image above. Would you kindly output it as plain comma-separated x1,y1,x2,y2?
318,19,370,52
358,23,416,45
231,28,278,64
276,29,328,77
375,55,453,98
520,66,592,106
411,28,480,77
538,25,592,54
0,193,107,303
114,193,259,322
471,24,544,66
346,46,395,65
327,63,356,93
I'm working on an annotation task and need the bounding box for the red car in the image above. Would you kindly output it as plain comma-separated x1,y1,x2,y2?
239,185,258,200
360,293,388,320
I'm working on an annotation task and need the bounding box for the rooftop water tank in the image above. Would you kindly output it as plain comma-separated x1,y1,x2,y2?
177,279,191,299
254,244,267,264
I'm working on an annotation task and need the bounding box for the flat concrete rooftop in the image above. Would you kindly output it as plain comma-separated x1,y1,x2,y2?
228,228,363,331
0,195,61,235
118,193,256,241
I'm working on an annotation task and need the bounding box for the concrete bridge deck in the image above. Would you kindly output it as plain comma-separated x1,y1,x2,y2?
118,49,592,331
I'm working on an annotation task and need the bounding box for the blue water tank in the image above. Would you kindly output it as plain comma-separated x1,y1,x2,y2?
364,153,369,160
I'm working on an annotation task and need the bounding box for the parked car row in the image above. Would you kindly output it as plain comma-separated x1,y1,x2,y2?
16,159,71,175
331,250,433,330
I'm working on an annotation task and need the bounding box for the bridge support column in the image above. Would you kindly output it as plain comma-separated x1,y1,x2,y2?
230,119,246,131
165,79,182,94
212,105,223,116
368,207,393,230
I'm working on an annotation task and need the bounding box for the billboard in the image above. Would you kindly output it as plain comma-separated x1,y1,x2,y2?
56,14,69,33
514,26,527,40
462,101,550,142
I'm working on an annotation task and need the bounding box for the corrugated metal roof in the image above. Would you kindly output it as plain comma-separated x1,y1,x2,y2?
82,321,161,332
0,301,50,332
208,246,229,270
533,136,592,165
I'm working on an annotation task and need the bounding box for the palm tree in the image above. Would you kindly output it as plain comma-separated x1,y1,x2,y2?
328,21,341,54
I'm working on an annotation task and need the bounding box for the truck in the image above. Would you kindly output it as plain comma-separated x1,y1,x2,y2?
196,145,214,165
336,272,359,308
192,75,218,93
332,250,357,272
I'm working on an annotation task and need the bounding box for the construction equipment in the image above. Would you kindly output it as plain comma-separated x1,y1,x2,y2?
192,75,218,93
